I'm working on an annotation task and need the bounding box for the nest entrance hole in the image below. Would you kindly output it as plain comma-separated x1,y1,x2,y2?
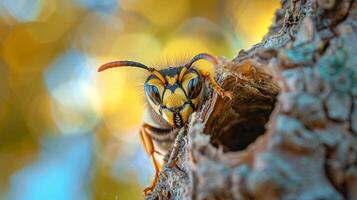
205,63,279,152
213,112,273,152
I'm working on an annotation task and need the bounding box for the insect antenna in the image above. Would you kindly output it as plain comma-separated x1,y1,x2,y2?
179,53,218,81
185,53,218,69
98,60,167,84
98,61,155,72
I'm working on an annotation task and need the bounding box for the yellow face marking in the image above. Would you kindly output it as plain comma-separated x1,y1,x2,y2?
165,75,178,85
152,70,166,84
147,77,164,86
145,68,204,128
178,67,187,81
191,96,201,107
180,104,193,124
162,88,186,108
162,108,174,127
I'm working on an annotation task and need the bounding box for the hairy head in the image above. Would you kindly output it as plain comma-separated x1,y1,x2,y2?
144,66,203,128
98,53,217,128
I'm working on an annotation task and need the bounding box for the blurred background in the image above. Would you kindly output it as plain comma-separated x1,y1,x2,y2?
0,0,279,199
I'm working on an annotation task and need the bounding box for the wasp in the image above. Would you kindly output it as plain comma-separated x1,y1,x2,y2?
98,53,233,194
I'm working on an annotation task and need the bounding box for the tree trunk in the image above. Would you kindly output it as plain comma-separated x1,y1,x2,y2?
146,0,357,199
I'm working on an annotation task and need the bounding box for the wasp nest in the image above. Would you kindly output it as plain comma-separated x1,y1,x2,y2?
146,0,357,199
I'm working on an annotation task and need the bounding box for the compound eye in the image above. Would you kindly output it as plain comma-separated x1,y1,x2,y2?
187,77,202,99
145,84,161,105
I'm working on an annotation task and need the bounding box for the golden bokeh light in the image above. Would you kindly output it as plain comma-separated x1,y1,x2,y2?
229,0,280,46
121,0,190,29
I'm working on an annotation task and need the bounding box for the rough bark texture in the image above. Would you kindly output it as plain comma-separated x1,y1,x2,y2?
146,0,357,199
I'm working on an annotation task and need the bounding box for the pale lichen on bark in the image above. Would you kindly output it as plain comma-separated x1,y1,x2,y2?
146,0,357,199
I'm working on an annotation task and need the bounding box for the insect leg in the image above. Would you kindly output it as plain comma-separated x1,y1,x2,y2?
200,70,234,99
139,123,163,194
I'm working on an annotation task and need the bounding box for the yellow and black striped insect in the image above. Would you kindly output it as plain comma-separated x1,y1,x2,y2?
98,53,232,194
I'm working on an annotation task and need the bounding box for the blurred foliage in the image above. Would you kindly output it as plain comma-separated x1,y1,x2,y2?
0,0,279,199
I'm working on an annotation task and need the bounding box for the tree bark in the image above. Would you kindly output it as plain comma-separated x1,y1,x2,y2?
146,0,357,199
